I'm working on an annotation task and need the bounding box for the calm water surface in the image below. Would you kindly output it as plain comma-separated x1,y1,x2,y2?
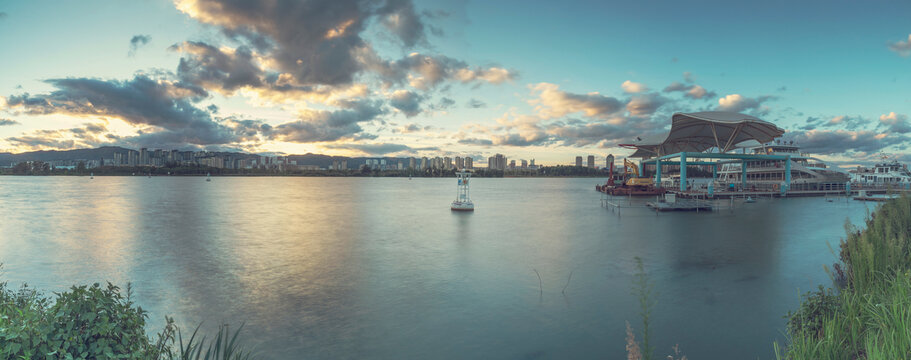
0,176,874,359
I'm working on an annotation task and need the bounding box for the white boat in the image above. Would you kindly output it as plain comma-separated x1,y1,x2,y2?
851,155,911,186
206,172,212,182
716,141,850,191
451,169,474,211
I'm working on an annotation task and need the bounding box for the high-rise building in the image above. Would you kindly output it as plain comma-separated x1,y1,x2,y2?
409,157,416,169
521,159,528,168
140,148,149,165
488,153,507,170
509,160,516,169
455,156,464,169
530,159,535,167
444,156,452,169
575,156,583,167
466,157,473,169
587,155,595,168
341,160,347,170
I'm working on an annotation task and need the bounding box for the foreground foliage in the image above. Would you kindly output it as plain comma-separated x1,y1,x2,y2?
0,279,256,359
777,196,911,359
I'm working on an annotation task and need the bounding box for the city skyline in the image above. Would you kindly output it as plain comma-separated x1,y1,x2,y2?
0,1,910,166
1,144,607,170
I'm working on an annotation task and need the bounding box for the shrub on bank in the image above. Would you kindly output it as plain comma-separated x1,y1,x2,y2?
777,196,911,359
0,278,256,359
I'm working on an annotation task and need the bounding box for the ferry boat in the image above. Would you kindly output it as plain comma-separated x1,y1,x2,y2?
715,141,850,191
851,156,911,185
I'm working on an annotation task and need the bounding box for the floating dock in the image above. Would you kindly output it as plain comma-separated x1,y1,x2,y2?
646,199,714,212
644,194,715,212
664,188,908,199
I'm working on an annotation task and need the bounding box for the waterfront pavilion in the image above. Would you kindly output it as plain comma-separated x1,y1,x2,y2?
620,111,787,192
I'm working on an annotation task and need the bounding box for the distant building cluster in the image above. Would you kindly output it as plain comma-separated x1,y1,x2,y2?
486,153,538,171
575,154,615,169
363,156,475,171
111,148,295,170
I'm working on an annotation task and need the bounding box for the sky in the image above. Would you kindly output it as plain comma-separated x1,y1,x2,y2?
0,0,909,166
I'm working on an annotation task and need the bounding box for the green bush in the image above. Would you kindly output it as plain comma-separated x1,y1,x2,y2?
0,277,256,359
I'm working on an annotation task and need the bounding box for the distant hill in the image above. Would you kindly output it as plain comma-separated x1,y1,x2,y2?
0,146,131,165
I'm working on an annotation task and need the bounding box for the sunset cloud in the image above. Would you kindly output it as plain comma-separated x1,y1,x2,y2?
529,83,624,119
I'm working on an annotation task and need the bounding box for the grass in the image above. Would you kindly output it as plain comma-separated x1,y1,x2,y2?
776,195,911,359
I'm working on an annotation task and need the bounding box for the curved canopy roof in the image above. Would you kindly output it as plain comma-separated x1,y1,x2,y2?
622,111,785,158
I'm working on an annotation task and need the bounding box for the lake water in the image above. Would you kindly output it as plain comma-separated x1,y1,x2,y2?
0,176,875,359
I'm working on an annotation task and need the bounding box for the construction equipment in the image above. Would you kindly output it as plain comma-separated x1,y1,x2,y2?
623,159,654,186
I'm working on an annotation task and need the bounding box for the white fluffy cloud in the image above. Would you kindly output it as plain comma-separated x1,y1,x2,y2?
621,80,648,93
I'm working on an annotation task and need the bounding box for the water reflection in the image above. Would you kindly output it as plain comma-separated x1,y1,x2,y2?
0,177,873,359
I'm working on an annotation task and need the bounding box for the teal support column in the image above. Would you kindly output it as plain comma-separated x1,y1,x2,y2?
655,161,662,188
712,164,717,180
638,162,643,177
785,155,791,193
680,153,687,192
741,160,748,188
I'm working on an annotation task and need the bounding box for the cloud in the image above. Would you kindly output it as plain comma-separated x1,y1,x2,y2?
621,80,647,93
683,71,694,83
388,90,423,117
788,129,904,155
5,123,110,151
323,142,438,155
174,0,403,86
170,1,514,104
379,0,426,47
716,94,775,115
370,53,517,90
172,41,264,94
467,98,486,108
394,123,430,133
529,83,623,119
428,97,455,111
0,118,20,126
662,81,716,100
457,138,493,146
172,0,512,92
129,35,151,56
879,112,911,133
626,93,668,117
888,34,911,57
268,99,385,143
1,75,260,147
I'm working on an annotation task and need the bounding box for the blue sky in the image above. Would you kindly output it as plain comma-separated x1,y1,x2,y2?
0,0,909,165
